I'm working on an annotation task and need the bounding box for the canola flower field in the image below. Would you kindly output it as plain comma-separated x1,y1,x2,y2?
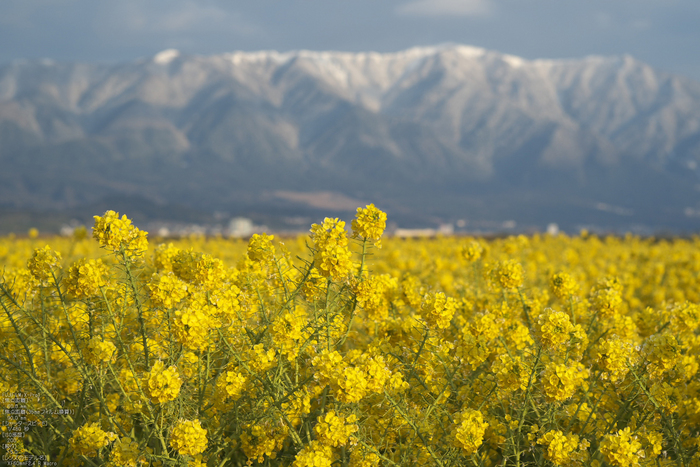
1,205,700,467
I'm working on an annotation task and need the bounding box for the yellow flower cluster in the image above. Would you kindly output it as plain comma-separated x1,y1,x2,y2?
69,422,118,457
215,370,247,401
301,266,327,299
493,259,523,289
108,437,149,467
591,276,623,317
247,233,275,262
64,257,107,297
351,203,387,245
453,409,488,454
282,390,312,428
642,332,679,376
172,294,214,350
537,430,588,466
172,249,225,288
493,354,530,393
542,362,589,401
4,206,700,466
597,336,636,382
177,351,199,379
537,307,574,348
550,272,579,300
313,350,397,403
669,301,700,333
86,337,117,365
293,440,336,467
314,411,358,447
240,422,288,463
93,210,148,256
600,427,643,467
27,245,62,281
355,273,397,321
147,272,188,308
271,306,312,360
169,419,208,457
349,447,381,467
144,361,182,404
310,217,353,279
419,291,457,329
153,242,180,270
461,240,483,262
246,343,277,373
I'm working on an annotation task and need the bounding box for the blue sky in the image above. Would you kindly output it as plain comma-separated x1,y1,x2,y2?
1,0,699,80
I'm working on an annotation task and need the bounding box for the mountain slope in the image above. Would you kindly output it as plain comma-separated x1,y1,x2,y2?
1,45,700,231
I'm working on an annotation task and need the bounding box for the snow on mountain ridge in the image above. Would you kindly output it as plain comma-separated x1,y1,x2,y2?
1,45,700,230
3,44,674,115
2,44,699,168
153,49,181,65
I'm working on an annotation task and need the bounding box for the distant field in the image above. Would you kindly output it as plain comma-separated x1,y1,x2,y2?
1,208,699,465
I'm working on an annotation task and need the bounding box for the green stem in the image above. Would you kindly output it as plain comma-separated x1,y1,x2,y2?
121,251,150,369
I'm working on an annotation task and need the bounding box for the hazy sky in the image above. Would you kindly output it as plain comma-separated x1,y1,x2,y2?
1,0,699,80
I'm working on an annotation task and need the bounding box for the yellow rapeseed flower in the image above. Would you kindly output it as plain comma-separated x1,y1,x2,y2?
542,362,589,402
64,258,108,297
27,245,62,281
69,422,118,457
351,204,387,245
314,411,358,447
419,291,457,329
293,440,336,467
452,409,488,454
108,436,149,466
538,308,574,349
85,337,117,365
144,361,182,404
169,419,208,457
310,218,353,279
599,427,642,467
147,272,188,308
247,233,276,262
550,272,579,300
493,259,523,289
93,210,148,256
461,240,483,262
537,430,581,466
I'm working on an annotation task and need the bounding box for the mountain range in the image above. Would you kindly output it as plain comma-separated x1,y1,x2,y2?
1,44,700,232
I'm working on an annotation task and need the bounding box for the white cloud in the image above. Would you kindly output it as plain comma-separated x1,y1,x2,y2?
396,0,493,17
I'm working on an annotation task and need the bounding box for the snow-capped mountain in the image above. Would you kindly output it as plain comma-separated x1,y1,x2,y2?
1,44,699,230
